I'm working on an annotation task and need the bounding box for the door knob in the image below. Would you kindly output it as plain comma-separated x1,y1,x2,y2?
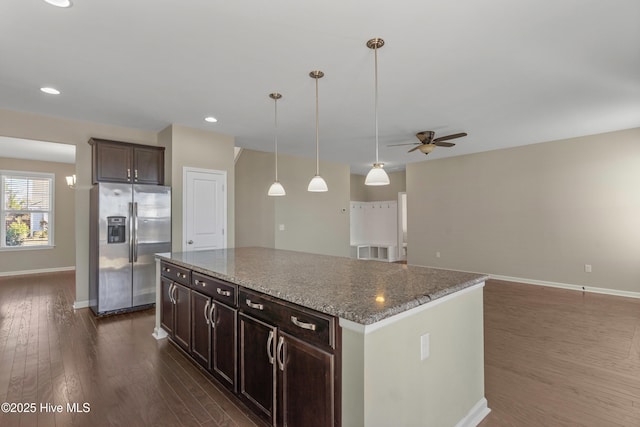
187,240,194,244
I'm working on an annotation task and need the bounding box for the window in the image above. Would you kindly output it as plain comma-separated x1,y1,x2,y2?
1,171,54,249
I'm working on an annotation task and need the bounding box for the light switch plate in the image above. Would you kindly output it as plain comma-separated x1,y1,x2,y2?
279,224,285,231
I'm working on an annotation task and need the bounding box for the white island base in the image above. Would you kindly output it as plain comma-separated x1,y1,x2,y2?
340,283,490,427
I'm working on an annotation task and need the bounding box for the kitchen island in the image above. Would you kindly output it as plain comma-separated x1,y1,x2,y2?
153,247,490,427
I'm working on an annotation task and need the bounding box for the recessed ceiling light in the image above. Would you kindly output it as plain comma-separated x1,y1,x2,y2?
204,116,218,123
43,0,73,7
40,87,61,95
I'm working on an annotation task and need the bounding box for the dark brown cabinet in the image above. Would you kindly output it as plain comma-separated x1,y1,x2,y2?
278,332,336,427
160,261,340,427
191,290,211,368
238,289,339,427
211,301,237,391
160,262,191,351
239,313,277,424
89,138,165,185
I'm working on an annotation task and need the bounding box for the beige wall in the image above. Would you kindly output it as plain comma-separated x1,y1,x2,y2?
235,149,275,248
159,125,235,252
342,286,486,426
407,128,640,293
235,149,351,257
0,157,76,273
0,108,157,305
350,170,406,202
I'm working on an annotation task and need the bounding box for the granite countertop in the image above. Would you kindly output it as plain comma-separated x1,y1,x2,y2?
157,247,488,325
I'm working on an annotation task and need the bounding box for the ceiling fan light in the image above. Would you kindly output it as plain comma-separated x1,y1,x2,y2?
268,181,286,196
365,163,390,186
419,144,436,154
308,175,328,192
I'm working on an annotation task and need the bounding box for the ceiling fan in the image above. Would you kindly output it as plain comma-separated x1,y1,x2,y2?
389,131,468,155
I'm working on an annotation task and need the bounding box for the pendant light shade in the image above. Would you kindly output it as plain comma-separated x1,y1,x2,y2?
308,70,328,193
364,38,390,186
268,181,286,196
365,162,390,186
268,92,286,196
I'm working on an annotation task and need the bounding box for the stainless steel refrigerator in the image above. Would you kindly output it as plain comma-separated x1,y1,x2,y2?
89,182,171,315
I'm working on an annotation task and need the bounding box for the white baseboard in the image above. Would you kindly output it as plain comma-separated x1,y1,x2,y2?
490,274,640,299
455,397,491,427
73,300,89,309
0,266,75,277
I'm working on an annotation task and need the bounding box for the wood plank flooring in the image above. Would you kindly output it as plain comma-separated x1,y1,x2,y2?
1,273,639,426
479,280,640,427
0,272,267,427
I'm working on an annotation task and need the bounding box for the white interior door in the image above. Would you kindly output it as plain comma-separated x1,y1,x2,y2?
183,167,226,251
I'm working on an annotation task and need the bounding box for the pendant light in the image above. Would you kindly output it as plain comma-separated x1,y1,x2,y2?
364,38,390,186
267,92,286,196
308,70,328,192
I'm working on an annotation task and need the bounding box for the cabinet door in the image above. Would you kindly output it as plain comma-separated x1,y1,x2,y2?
278,332,335,427
160,277,174,336
211,302,237,391
92,140,133,183
191,291,211,369
133,146,164,185
173,283,191,351
239,313,277,425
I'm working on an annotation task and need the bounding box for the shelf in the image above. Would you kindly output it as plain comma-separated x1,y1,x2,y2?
352,244,397,263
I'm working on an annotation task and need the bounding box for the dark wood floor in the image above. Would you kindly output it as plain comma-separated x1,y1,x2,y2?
0,272,267,427
479,280,640,427
1,273,639,426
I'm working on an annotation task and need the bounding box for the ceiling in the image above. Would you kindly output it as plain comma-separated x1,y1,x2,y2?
1,1,639,175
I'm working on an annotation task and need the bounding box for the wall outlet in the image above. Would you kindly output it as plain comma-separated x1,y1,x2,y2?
584,264,592,273
436,251,441,258
420,333,430,361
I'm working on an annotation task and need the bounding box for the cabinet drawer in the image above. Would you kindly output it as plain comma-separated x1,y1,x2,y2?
239,290,335,349
280,304,335,349
160,261,190,286
238,289,280,325
192,272,237,306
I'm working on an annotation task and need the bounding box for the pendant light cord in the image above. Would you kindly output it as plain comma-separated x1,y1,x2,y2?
315,77,320,175
274,97,279,181
374,43,379,164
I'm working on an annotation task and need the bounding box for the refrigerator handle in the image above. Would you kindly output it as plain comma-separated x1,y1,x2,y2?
133,202,139,262
128,202,134,263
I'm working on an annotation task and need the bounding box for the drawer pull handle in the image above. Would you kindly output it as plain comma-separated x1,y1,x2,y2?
217,288,231,297
176,272,186,279
163,267,171,273
291,316,317,331
195,279,206,287
246,299,264,310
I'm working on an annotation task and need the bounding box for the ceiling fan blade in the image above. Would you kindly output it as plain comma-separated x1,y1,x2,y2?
434,142,455,147
388,142,419,147
408,145,422,153
433,132,467,142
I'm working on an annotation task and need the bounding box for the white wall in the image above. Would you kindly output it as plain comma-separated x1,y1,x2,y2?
407,128,640,294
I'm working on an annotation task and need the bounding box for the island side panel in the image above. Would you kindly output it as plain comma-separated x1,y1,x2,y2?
343,284,487,427
152,258,168,339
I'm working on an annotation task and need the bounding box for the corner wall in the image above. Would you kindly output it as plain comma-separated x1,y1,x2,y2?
0,108,157,305
406,127,640,294
235,149,351,257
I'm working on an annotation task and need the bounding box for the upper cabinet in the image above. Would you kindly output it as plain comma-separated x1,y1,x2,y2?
89,138,165,185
